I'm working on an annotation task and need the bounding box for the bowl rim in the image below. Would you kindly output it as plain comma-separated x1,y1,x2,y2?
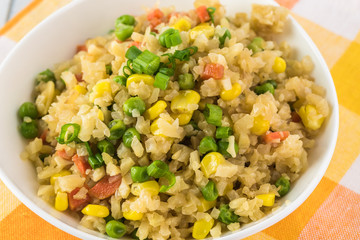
0,0,339,239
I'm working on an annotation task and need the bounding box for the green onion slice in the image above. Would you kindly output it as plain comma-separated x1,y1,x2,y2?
207,7,216,24
147,160,175,192
126,46,142,60
219,29,231,48
154,72,170,90
56,123,80,144
204,104,223,126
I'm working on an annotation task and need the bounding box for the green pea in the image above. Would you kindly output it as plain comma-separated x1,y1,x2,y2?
217,140,239,158
105,220,126,238
178,73,195,90
218,204,239,225
247,37,265,55
122,127,140,148
215,126,233,139
115,24,134,41
97,139,115,156
18,102,38,119
203,104,223,127
116,15,136,27
201,180,218,201
108,119,126,140
198,136,218,155
35,69,55,83
275,176,290,197
254,82,275,95
265,80,277,89
123,97,146,117
20,120,38,139
130,166,150,183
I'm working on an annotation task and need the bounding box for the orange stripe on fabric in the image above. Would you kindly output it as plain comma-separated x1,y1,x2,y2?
0,180,21,221
0,0,43,36
299,185,360,239
263,177,337,240
245,232,277,240
275,0,299,9
331,41,360,115
0,204,79,240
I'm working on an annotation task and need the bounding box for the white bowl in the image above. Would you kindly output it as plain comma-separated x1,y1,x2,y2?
0,0,338,239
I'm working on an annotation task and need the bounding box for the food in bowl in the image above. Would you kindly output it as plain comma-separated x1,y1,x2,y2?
19,0,329,239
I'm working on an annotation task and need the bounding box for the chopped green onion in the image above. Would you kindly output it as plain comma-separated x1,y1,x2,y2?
204,104,223,126
123,97,146,117
36,69,55,83
159,67,174,76
88,153,105,169
113,76,127,86
154,72,170,90
150,32,156,37
104,215,115,223
97,139,115,156
207,7,216,24
189,120,200,130
275,176,290,197
147,160,169,178
265,80,277,89
116,15,135,27
215,126,233,139
218,204,239,225
178,73,195,90
146,160,175,192
219,29,231,48
159,28,182,48
108,119,126,140
20,120,38,139
132,50,160,75
217,140,239,158
254,82,275,95
115,23,134,41
106,64,113,75
131,166,150,183
126,46,142,60
123,65,133,78
56,123,81,144
201,180,218,201
198,136,218,155
122,127,141,148
173,46,198,61
247,37,265,55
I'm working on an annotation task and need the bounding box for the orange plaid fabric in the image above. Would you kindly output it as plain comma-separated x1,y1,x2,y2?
1,0,360,239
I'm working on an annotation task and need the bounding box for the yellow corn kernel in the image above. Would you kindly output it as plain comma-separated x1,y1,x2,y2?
54,192,68,212
197,197,216,212
172,18,192,32
200,152,225,178
150,118,167,137
81,204,109,218
50,170,72,185
131,180,160,196
171,90,201,114
220,83,242,101
171,112,193,125
190,23,215,40
126,74,155,88
192,218,214,239
97,109,104,121
256,193,276,207
297,105,325,130
144,100,167,120
251,115,270,136
272,57,286,73
90,81,112,102
74,85,87,94
123,210,144,221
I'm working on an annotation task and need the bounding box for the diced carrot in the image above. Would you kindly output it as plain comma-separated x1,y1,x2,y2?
147,9,164,30
291,112,301,122
39,129,48,143
201,63,225,80
72,154,91,177
56,149,73,161
88,175,122,200
128,41,141,48
147,8,164,21
196,6,210,23
75,73,84,82
264,131,290,144
68,187,91,211
76,45,87,53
